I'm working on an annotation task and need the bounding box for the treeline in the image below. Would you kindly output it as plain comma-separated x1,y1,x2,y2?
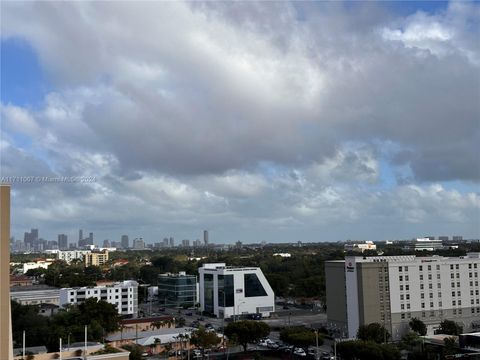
11,298,120,352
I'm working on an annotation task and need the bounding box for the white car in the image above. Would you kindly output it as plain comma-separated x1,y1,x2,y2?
293,348,307,357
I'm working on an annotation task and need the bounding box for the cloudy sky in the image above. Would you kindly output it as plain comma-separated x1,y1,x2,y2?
1,1,479,244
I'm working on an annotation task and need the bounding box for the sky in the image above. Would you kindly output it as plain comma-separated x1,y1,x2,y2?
0,1,479,244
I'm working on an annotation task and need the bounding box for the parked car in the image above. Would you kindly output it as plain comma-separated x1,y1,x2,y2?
185,312,193,316
293,348,307,357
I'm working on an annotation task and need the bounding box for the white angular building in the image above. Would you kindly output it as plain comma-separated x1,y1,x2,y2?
57,250,91,263
60,280,138,316
198,263,275,319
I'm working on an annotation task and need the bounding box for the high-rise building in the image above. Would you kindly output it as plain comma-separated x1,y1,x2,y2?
198,263,275,319
203,230,209,246
163,238,169,247
103,239,110,248
88,232,94,245
57,250,91,264
181,239,190,247
58,234,68,250
133,238,145,249
169,237,174,247
1,185,13,360
325,254,480,340
121,235,129,249
79,229,83,243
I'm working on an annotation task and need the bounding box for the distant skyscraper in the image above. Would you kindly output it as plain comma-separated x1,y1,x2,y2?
121,235,129,249
133,238,145,249
58,234,68,250
169,237,174,247
88,232,94,245
203,230,208,246
103,239,110,248
182,239,190,247
163,238,169,247
79,229,83,243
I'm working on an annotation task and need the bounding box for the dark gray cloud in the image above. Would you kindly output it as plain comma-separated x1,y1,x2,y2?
1,1,479,242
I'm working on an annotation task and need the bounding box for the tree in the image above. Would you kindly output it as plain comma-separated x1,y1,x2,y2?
437,320,462,336
224,320,270,352
357,323,390,344
121,344,143,360
409,318,427,336
336,340,401,360
280,327,321,348
190,326,221,349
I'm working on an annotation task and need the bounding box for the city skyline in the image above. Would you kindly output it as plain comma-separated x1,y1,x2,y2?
1,1,479,243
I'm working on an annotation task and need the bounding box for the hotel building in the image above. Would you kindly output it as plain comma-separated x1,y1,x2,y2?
326,254,480,340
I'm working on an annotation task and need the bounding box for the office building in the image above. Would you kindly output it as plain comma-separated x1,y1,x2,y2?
103,239,111,248
181,239,190,247
57,250,91,263
85,250,109,267
0,185,13,360
58,234,68,250
60,280,138,316
22,258,55,273
158,272,197,308
325,253,480,341
409,238,444,251
121,235,129,249
169,237,174,247
133,238,145,249
198,263,275,319
203,230,209,246
79,229,83,243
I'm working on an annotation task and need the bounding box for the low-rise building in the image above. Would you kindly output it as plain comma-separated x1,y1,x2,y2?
10,288,60,305
158,272,197,308
344,241,377,253
409,238,444,251
10,275,33,287
198,263,275,319
22,258,55,274
59,280,138,316
57,250,91,264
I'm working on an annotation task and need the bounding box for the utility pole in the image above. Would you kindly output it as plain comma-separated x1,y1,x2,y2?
59,337,62,360
23,330,25,360
315,330,319,360
84,325,87,360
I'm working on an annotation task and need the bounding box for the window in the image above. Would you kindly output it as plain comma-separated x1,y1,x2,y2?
456,264,459,270
429,284,432,289
406,285,410,291
439,301,442,307
469,264,472,269
419,265,423,271
405,266,409,272
452,282,455,288
428,274,432,280
458,291,461,296
437,274,441,279
436,265,440,270
438,292,442,298
405,275,409,281
421,293,425,299
400,294,404,300
475,264,478,269
401,313,405,319
428,265,432,271
470,281,474,286
451,274,455,279
453,300,456,306
420,284,424,290
400,285,404,291
452,291,456,297
429,293,433,298
406,294,410,300
457,273,460,278
430,302,434,308
399,275,403,281
244,273,267,297
457,282,460,287
420,274,424,281
399,266,402,272
401,304,405,310
218,274,234,307
451,265,454,270
438,283,441,289
459,300,462,306
421,302,425,309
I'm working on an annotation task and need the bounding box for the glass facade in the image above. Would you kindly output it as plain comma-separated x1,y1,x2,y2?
204,273,214,313
244,273,267,297
158,274,197,308
218,274,234,307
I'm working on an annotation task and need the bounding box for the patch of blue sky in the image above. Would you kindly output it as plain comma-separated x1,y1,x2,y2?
1,37,51,108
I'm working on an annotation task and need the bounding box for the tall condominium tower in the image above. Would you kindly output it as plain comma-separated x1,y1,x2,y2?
204,230,209,245
1,185,13,360
58,234,68,250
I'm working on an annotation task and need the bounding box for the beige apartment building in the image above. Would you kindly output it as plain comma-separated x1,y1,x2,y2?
1,184,13,360
84,250,109,266
326,254,480,340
